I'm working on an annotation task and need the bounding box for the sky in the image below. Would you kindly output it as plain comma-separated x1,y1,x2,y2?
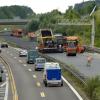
0,0,89,14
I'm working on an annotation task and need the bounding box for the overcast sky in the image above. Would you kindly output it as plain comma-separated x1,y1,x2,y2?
0,0,89,14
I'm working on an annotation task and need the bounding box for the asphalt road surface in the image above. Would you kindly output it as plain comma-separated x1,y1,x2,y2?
0,32,100,78
1,46,79,100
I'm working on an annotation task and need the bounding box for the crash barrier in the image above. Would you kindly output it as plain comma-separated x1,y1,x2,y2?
85,46,100,53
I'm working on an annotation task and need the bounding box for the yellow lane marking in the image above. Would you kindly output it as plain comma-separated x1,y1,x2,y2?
40,92,46,97
36,82,41,87
0,57,18,100
33,75,37,79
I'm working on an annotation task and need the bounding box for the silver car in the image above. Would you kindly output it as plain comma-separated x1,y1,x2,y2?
19,50,27,57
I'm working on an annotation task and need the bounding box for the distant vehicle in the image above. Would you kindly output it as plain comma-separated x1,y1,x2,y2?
43,62,63,87
27,50,39,64
64,36,85,54
11,29,23,37
19,50,27,57
1,42,8,48
34,57,46,71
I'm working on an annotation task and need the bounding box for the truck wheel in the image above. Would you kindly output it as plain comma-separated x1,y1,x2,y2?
74,53,76,56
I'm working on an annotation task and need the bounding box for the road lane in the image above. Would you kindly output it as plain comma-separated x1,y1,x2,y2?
1,46,80,100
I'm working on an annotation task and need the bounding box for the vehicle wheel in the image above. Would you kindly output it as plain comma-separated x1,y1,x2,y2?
74,53,76,56
27,61,29,64
61,81,63,86
35,68,37,71
44,80,47,87
0,76,2,82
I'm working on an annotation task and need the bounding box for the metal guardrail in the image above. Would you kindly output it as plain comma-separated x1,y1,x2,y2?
85,46,100,53
39,52,87,85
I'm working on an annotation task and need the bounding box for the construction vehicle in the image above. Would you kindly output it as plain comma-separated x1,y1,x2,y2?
27,50,39,64
37,29,63,53
43,62,63,87
64,36,85,56
11,29,23,37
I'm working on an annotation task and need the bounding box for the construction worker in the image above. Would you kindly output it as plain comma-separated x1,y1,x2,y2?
87,54,93,66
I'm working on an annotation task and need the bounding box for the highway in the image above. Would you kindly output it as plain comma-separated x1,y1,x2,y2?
0,46,80,100
1,32,100,78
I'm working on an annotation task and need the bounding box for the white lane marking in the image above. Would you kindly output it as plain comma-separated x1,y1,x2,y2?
0,81,6,87
14,57,17,59
40,92,45,97
23,64,27,67
33,75,37,79
4,81,9,100
28,69,32,72
36,82,41,87
62,76,83,100
19,60,23,63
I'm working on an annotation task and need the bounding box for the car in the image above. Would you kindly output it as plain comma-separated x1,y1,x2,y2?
27,50,39,64
1,42,8,48
19,50,27,57
34,57,46,71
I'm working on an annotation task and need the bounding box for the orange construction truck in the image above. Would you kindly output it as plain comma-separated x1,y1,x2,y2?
64,36,85,56
11,29,23,37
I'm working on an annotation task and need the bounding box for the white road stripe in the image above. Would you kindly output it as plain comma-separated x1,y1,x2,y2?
19,60,22,63
14,57,17,59
23,64,27,67
36,82,41,87
33,75,37,78
62,76,83,100
28,69,32,72
40,92,45,97
4,81,9,100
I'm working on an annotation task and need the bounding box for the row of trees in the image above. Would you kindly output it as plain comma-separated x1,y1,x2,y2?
0,5,34,19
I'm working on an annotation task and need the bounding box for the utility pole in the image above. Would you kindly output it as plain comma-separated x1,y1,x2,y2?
90,5,96,47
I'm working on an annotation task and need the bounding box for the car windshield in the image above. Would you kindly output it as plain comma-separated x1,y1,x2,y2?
36,59,45,63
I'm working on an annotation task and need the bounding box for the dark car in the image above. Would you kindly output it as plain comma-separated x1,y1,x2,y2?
1,42,8,48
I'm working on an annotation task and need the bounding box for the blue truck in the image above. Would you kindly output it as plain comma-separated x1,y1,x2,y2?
43,62,63,87
27,50,39,64
34,57,46,71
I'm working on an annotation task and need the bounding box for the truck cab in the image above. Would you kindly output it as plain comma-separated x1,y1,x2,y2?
34,57,46,71
43,62,63,87
27,50,39,64
66,41,77,56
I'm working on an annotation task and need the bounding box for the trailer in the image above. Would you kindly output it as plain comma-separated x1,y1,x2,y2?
43,62,63,87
